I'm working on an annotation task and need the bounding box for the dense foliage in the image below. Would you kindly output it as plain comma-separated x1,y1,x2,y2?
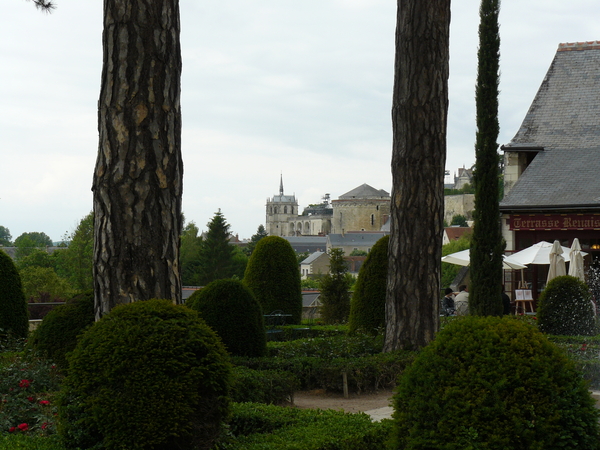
197,210,246,285
180,221,203,286
537,275,596,336
348,235,388,334
234,334,415,393
469,0,504,316
186,279,266,357
0,250,29,339
28,291,95,370
243,224,268,256
0,351,61,436
440,234,471,293
230,366,298,405
216,402,392,450
319,249,352,324
391,316,600,449
58,299,232,450
244,236,302,324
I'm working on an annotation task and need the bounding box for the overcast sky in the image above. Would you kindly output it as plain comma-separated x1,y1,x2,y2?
2,1,600,242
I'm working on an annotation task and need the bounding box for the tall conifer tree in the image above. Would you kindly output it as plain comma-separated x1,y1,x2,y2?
469,0,504,315
197,210,236,285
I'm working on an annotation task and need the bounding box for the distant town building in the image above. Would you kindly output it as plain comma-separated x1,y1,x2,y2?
266,179,389,237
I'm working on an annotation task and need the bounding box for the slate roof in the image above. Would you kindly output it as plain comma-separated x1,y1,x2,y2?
283,236,327,253
327,232,387,248
500,42,600,211
338,183,389,199
300,251,326,265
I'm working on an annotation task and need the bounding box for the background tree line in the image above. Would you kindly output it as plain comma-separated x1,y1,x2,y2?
0,210,272,302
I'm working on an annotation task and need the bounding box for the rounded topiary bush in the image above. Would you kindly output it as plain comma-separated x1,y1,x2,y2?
391,316,600,450
0,249,28,339
348,235,388,334
28,290,95,370
186,279,266,357
58,299,232,450
537,275,596,336
243,236,302,324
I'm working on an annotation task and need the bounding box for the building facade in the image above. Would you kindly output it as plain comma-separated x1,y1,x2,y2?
499,41,600,298
266,181,389,237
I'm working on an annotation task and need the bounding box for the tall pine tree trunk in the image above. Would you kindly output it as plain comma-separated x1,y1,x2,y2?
93,0,183,319
384,0,450,351
469,0,504,316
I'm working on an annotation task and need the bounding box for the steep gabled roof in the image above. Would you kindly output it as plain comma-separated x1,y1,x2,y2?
504,41,600,151
501,146,600,209
500,42,600,211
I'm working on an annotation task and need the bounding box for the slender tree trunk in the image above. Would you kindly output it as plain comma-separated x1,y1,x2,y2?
384,0,450,351
469,0,504,316
93,0,183,319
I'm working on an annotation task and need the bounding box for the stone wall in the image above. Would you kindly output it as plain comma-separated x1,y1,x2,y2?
444,194,475,225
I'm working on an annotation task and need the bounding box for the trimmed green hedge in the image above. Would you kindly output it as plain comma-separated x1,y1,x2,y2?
215,402,393,450
186,279,266,357
233,351,414,393
244,236,303,324
391,316,600,449
537,275,596,336
349,235,388,334
27,291,95,370
231,366,299,405
0,250,28,339
58,299,232,450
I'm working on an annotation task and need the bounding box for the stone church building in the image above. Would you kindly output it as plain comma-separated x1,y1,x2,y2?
266,178,390,237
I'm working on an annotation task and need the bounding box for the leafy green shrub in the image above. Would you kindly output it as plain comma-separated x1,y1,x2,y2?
391,316,600,450
58,299,232,450
244,236,302,324
0,250,28,339
0,353,61,436
230,366,298,405
319,248,352,325
27,291,95,370
348,235,388,334
216,402,392,450
537,275,596,336
234,334,414,393
186,279,266,357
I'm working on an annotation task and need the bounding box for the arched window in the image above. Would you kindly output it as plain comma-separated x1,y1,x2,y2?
371,214,375,226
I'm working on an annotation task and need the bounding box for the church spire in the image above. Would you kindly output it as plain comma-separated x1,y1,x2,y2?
279,173,284,196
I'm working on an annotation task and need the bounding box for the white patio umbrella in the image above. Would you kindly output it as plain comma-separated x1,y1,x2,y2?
568,238,585,282
547,240,567,283
441,249,527,270
507,241,586,265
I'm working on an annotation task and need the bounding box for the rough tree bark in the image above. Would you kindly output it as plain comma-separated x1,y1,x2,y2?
92,0,183,319
383,0,451,351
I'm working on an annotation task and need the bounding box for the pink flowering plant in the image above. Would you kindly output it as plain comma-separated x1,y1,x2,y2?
0,350,61,436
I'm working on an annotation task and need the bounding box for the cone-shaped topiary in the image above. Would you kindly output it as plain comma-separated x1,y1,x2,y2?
27,291,95,370
58,299,232,450
243,236,302,324
0,249,28,339
390,316,600,449
187,279,266,357
537,275,596,336
348,235,388,334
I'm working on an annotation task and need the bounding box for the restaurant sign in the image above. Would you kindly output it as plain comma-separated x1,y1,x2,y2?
510,214,600,230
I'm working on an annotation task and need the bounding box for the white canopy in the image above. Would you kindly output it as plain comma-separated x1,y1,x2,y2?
442,249,527,270
568,238,585,282
507,241,587,265
547,240,567,283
